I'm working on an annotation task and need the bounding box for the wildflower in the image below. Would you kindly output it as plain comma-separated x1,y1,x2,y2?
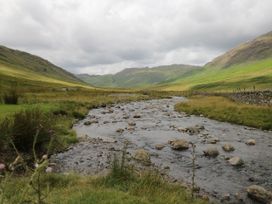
0,163,5,172
42,155,48,160
34,163,39,168
45,167,53,173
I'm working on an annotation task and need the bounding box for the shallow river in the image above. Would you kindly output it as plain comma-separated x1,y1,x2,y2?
52,97,272,203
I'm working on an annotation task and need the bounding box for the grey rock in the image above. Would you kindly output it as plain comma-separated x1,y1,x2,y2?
203,147,219,157
247,185,272,203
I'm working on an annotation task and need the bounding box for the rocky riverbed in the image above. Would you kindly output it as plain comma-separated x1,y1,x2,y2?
51,97,272,203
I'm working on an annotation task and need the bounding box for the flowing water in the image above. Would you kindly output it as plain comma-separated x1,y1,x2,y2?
52,97,272,203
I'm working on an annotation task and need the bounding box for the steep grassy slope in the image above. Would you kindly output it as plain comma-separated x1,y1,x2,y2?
0,45,91,90
162,58,272,91
163,31,272,91
78,64,201,88
206,31,272,68
0,45,81,82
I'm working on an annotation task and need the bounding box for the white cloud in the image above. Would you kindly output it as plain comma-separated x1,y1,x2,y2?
0,0,271,74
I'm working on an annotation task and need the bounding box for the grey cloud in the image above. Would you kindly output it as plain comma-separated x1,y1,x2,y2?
0,0,271,74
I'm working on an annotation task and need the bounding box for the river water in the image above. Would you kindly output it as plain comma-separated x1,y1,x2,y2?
52,97,272,203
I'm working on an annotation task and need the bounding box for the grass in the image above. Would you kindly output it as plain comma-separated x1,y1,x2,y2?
0,142,208,204
0,45,81,84
0,88,177,161
0,64,91,89
162,58,272,91
0,103,59,119
175,95,272,130
1,172,207,204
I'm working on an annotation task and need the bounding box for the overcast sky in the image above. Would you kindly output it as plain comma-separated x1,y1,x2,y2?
0,0,271,75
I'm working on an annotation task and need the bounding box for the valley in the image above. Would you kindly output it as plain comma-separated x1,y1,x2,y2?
0,29,271,204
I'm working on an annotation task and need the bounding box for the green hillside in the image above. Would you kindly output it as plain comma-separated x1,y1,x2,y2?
0,45,91,90
78,64,201,88
162,31,272,91
78,74,116,87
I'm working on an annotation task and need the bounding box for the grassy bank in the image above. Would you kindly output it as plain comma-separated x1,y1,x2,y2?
0,89,177,161
0,89,209,204
175,95,272,130
1,170,207,204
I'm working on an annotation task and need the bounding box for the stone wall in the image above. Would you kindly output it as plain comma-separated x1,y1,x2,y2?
227,91,272,105
188,90,272,105
223,91,272,105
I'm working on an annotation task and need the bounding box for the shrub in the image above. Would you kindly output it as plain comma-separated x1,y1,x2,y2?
3,88,20,104
0,108,56,154
0,117,12,151
72,111,85,119
53,109,68,116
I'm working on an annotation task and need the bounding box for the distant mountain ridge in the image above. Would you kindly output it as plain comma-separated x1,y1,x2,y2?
78,64,201,88
163,31,272,91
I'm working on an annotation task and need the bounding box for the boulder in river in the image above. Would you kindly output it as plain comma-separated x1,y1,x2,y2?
182,124,205,135
116,128,124,133
186,127,201,135
133,114,141,118
208,137,220,144
203,147,219,157
127,127,135,132
222,144,235,152
246,139,256,145
228,156,244,166
134,149,151,165
123,115,129,119
170,139,189,151
177,128,186,132
155,144,165,150
246,185,272,203
84,119,98,126
128,121,136,126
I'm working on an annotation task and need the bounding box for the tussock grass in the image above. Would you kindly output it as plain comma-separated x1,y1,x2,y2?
175,95,272,130
0,89,169,161
2,172,207,204
0,147,208,204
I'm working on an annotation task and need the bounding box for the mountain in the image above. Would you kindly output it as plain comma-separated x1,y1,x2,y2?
162,31,272,91
206,31,272,68
0,45,88,90
78,64,201,88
